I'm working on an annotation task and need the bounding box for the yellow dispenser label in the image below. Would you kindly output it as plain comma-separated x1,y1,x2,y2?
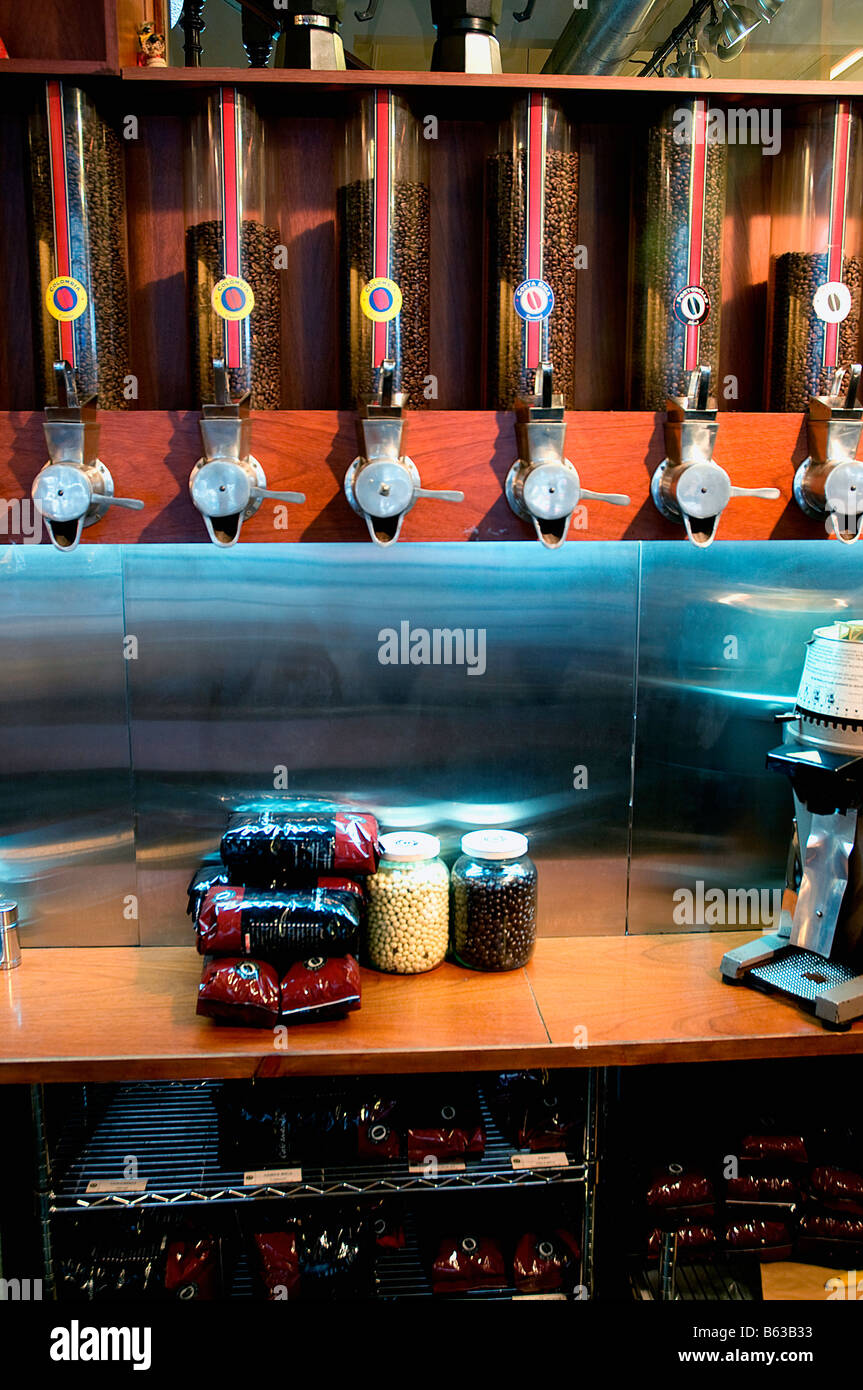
46,276,88,322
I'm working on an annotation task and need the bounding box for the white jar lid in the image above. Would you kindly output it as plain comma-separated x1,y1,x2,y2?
460,829,528,860
380,831,441,862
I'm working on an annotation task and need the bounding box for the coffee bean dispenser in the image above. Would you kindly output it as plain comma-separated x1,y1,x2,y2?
486,94,578,410
28,81,131,411
185,87,281,411
628,100,726,410
185,88,298,545
793,364,863,542
339,91,430,411
766,101,863,411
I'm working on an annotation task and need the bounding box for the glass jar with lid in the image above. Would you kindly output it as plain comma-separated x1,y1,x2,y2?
452,830,537,972
366,832,449,974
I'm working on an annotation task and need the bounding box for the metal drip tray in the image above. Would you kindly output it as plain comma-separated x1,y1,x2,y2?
748,947,858,1003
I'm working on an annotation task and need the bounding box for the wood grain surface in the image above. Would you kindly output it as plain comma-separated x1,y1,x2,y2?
0,408,829,543
1,934,862,1083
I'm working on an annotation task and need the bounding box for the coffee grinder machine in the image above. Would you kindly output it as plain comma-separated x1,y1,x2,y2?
722,621,863,1029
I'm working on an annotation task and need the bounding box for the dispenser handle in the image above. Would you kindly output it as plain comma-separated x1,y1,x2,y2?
728,485,781,501
844,364,862,410
579,489,631,507
414,488,465,503
249,486,307,506
101,495,146,512
54,361,80,410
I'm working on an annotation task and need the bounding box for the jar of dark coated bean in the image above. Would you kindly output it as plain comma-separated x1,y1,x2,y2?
452,830,537,972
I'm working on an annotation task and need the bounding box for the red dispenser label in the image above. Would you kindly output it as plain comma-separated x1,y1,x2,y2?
46,80,76,369
219,87,243,369
824,100,853,370
372,89,393,371
684,99,709,373
525,92,546,374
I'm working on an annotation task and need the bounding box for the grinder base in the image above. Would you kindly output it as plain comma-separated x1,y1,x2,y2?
721,937,863,1030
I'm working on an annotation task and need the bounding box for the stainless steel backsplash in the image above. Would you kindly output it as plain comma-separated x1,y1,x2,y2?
2,540,862,947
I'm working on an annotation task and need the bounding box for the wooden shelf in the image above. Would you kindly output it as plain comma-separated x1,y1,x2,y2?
119,68,863,99
2,934,862,1084
0,60,118,75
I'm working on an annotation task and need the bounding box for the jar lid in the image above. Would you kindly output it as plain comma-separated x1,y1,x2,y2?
380,831,441,862
460,829,528,860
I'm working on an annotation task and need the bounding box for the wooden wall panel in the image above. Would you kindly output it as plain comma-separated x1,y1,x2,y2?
0,0,109,63
0,407,832,545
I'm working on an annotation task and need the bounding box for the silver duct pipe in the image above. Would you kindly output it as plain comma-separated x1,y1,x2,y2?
542,0,670,75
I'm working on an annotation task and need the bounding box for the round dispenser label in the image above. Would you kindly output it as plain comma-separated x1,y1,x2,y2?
212,276,255,321
46,276,88,322
796,624,863,720
361,278,402,322
514,279,554,321
672,284,711,327
813,281,852,325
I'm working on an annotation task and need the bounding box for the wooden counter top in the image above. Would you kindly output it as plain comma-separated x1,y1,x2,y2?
1,934,862,1083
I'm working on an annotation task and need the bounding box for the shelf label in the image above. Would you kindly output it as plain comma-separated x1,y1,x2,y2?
407,1160,466,1175
85,1178,148,1194
510,1152,570,1171
513,1292,568,1300
243,1167,302,1186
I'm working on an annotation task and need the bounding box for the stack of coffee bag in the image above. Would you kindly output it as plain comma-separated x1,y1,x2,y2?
189,806,381,1028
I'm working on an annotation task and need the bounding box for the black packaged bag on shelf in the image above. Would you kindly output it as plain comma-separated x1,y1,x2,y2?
513,1229,581,1294
489,1070,583,1153
296,1209,375,1300
216,1080,357,1170
186,861,230,922
58,1222,167,1301
431,1233,507,1294
406,1081,486,1165
368,1200,406,1249
196,957,281,1028
197,886,361,963
220,807,381,882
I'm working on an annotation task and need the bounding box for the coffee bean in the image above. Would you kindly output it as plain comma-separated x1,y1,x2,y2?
629,115,726,409
186,218,282,409
768,251,863,410
487,148,579,409
452,859,537,971
339,179,430,410
30,90,131,410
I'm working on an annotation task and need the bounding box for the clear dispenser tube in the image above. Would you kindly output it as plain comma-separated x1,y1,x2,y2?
628,99,727,410
340,91,430,409
486,95,579,410
766,101,863,411
185,88,281,408
29,82,131,408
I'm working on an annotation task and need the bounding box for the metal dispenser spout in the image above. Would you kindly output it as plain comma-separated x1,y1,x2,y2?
505,363,630,549
190,362,305,548
651,366,779,547
794,364,863,545
32,362,144,552
344,360,464,546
